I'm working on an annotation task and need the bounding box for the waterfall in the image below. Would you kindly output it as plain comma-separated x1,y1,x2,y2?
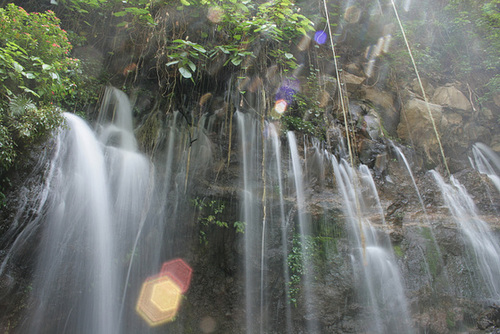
471,142,500,195
330,155,414,334
269,123,293,333
1,88,153,333
25,113,119,334
431,170,500,302
98,86,138,151
3,84,500,333
287,131,320,333
236,110,263,334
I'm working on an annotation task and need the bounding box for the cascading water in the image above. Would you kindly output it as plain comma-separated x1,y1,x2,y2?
267,123,293,334
287,131,319,333
23,113,119,334
330,155,414,334
0,87,155,333
236,110,263,334
431,171,500,302
471,142,500,195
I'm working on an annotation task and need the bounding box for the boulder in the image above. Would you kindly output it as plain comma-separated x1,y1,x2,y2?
397,98,444,163
343,72,365,92
410,77,435,98
431,85,472,113
361,110,382,140
360,86,399,136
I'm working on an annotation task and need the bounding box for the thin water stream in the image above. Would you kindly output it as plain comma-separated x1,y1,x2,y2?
330,155,414,334
432,171,500,302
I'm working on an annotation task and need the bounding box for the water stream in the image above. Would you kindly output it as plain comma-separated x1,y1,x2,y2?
330,155,414,334
432,171,500,302
2,87,500,333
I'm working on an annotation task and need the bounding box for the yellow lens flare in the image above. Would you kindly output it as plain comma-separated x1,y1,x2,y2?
136,275,183,327
136,259,193,327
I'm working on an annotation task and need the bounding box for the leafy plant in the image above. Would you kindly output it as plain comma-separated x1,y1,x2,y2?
0,5,74,181
0,4,81,104
166,39,207,80
192,197,245,245
287,234,321,307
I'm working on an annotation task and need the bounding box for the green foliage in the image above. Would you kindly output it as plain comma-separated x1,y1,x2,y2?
388,0,500,107
282,116,316,137
156,0,313,81
289,69,328,139
0,4,81,104
192,197,245,245
0,4,79,183
287,234,321,307
0,96,63,174
167,39,207,80
57,0,155,27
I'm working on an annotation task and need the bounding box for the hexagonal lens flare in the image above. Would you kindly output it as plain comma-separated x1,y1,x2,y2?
160,258,193,293
136,259,192,327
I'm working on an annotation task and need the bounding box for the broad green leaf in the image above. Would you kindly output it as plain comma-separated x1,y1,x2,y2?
179,66,192,79
219,46,230,54
125,7,149,15
22,72,35,79
13,61,23,73
113,11,128,17
180,0,190,6
192,44,206,53
166,60,179,66
187,60,196,72
19,86,40,97
284,53,294,59
231,57,242,66
42,64,52,71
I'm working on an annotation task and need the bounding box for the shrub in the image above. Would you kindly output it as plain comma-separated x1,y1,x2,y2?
0,5,75,191
0,4,81,104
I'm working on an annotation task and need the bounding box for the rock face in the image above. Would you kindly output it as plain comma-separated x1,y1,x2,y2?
343,72,365,92
431,85,472,113
360,86,399,136
397,98,444,164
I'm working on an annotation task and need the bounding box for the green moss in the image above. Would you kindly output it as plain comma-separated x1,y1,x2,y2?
419,226,441,279
393,244,404,258
446,310,456,330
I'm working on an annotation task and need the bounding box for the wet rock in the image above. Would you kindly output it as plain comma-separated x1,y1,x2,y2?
431,85,472,113
361,110,382,140
386,197,408,227
477,304,500,330
490,135,500,153
374,152,388,176
358,139,386,167
479,107,495,124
